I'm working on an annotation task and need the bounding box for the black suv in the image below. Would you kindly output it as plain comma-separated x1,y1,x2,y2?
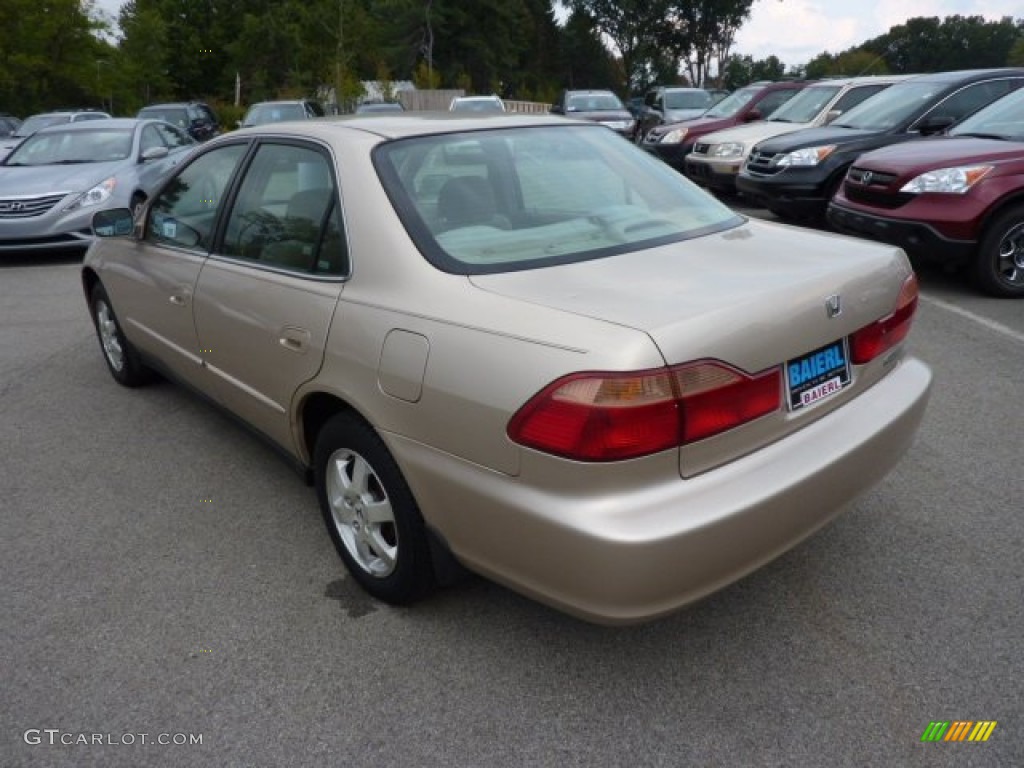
736,68,1024,220
137,101,220,142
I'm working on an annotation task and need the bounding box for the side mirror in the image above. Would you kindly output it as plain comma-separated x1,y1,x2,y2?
916,115,955,135
743,109,762,122
92,208,135,237
140,145,169,162
824,109,842,124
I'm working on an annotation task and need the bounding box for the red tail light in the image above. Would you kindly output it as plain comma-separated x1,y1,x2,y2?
850,273,919,364
508,361,781,462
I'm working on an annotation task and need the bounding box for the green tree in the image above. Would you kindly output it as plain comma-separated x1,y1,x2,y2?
659,0,755,87
0,0,108,115
558,10,619,92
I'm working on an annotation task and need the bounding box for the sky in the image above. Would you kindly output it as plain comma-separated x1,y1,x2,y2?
734,0,1023,68
92,0,1023,70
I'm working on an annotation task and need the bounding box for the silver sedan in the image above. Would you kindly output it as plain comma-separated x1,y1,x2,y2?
0,118,194,253
81,114,932,623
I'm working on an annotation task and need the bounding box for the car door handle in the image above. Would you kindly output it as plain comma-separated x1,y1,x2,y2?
169,294,186,306
279,326,311,353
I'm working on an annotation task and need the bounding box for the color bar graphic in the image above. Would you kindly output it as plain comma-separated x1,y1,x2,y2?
921,721,996,742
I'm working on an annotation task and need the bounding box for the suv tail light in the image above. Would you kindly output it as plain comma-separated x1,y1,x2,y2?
850,273,918,364
508,361,781,462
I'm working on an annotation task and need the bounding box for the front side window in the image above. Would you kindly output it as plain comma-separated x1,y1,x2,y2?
664,90,713,110
832,80,945,130
754,89,800,118
952,85,1024,141
921,79,1023,126
704,86,759,118
221,142,345,274
767,86,841,123
375,124,740,274
146,143,247,250
831,84,888,114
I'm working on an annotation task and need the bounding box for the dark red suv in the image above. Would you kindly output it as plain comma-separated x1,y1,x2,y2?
641,81,808,171
828,86,1024,298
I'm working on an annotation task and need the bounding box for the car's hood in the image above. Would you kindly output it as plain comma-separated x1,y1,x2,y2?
853,136,1024,173
698,119,812,148
0,160,128,196
470,219,908,373
664,108,707,122
573,110,633,123
754,125,876,153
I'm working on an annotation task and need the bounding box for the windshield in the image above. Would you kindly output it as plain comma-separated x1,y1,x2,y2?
6,127,134,166
374,125,740,274
664,91,712,110
244,103,306,125
832,80,945,130
451,98,504,112
703,86,759,118
951,86,1024,141
14,114,70,138
568,93,624,111
138,108,190,130
768,86,842,123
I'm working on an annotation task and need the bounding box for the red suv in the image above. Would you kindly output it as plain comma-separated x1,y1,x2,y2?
828,86,1024,297
641,80,808,171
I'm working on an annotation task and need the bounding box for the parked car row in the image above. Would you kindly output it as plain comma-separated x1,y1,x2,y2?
78,112,931,623
652,68,1024,298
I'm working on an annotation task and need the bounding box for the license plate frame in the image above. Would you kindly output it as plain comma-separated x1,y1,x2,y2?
785,338,851,411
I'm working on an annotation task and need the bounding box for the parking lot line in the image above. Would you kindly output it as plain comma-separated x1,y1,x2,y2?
920,294,1024,346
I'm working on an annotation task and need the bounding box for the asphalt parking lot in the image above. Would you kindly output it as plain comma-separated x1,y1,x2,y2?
2,212,1022,766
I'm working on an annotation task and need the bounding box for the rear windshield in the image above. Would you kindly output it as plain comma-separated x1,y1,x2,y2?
15,114,70,137
568,93,624,111
664,90,713,110
373,124,740,274
768,85,842,123
244,103,307,125
831,80,945,130
138,107,189,129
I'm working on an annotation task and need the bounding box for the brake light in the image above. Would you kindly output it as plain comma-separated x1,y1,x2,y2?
508,361,781,462
850,273,918,364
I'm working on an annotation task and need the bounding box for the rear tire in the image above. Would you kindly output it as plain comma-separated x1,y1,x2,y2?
314,413,435,605
88,282,152,387
973,204,1024,297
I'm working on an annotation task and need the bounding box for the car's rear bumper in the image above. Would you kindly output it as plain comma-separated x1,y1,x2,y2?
827,201,976,266
387,356,932,624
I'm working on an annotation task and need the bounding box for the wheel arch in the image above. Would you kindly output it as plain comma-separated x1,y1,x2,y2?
81,266,100,305
976,189,1024,240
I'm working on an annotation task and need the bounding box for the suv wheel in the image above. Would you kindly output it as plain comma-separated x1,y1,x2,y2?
974,205,1024,297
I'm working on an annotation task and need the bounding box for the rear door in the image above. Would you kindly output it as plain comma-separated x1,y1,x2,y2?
191,140,347,452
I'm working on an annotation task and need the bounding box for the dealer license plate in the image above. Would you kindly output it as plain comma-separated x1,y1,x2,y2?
785,339,851,411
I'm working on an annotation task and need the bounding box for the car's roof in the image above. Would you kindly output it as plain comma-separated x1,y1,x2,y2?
139,102,205,109
908,68,1024,83
233,112,573,141
452,95,502,102
812,75,917,87
249,100,310,107
36,118,154,132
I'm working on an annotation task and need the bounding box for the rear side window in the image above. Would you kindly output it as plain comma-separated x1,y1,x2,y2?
221,143,346,275
754,89,800,118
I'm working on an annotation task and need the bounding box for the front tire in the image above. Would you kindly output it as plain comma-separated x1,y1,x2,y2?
89,282,151,387
974,205,1024,297
314,413,435,605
